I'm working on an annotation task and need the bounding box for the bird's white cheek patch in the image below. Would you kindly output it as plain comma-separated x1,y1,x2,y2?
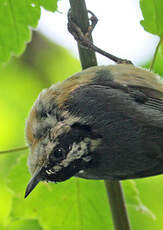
45,137,101,176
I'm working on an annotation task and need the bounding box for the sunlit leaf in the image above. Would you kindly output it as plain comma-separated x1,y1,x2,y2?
161,40,163,56
140,0,163,37
7,219,43,230
0,180,12,228
123,180,155,219
0,0,58,65
7,155,113,230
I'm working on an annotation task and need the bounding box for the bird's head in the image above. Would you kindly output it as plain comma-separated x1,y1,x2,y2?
25,79,101,198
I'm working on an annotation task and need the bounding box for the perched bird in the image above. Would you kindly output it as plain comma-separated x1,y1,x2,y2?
25,63,163,198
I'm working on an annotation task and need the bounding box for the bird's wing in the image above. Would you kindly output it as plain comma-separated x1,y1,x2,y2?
66,82,163,129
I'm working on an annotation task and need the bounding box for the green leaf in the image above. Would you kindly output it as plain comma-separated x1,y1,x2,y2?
37,0,58,11
7,155,113,230
123,180,155,220
0,181,12,227
140,0,163,37
7,219,43,230
0,0,57,65
161,40,163,56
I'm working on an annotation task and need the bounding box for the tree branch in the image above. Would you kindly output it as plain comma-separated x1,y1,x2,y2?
105,180,131,230
68,1,131,230
69,0,97,69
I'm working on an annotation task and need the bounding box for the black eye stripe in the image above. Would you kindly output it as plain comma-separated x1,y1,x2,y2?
49,147,66,164
57,123,98,151
53,148,65,158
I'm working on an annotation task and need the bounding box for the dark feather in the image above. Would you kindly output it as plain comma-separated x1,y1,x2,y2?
66,77,163,180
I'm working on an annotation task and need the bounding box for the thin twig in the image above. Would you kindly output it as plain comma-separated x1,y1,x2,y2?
68,11,132,65
0,146,28,154
68,1,131,230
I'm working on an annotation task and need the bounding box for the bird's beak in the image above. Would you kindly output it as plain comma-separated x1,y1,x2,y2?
24,167,43,198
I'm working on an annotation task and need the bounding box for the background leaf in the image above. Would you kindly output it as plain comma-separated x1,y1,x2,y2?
123,180,155,219
7,219,43,230
140,0,163,37
8,158,113,230
161,40,163,56
0,0,58,66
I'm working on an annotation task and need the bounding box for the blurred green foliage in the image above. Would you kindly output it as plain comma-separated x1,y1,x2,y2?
0,31,163,230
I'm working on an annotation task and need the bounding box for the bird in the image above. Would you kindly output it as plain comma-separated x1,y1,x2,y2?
25,63,163,198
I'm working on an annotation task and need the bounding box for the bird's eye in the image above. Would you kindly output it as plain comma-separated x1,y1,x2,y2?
49,147,66,163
